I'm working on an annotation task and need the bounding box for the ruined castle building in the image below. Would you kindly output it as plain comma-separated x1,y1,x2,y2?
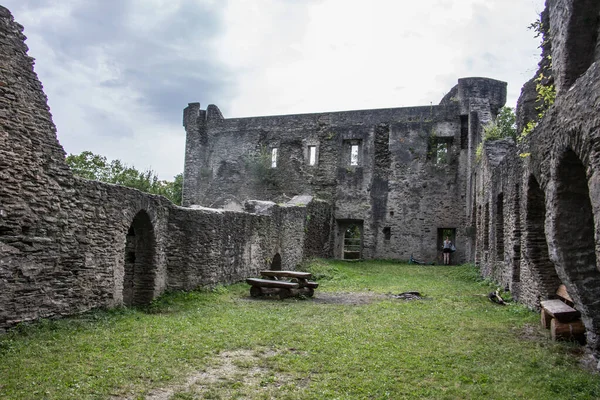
5,0,600,365
0,5,331,333
182,78,507,263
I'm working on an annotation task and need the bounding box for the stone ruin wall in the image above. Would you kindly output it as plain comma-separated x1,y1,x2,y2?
183,79,507,264
476,0,600,352
0,6,331,332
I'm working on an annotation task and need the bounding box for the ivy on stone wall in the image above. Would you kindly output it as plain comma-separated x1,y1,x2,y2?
244,145,280,188
520,16,556,142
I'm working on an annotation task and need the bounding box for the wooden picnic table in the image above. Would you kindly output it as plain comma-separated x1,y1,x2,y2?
246,270,319,299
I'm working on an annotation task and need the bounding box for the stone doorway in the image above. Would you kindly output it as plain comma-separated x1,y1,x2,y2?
336,220,363,260
437,228,456,264
550,149,599,336
524,176,560,300
122,210,157,306
270,253,282,271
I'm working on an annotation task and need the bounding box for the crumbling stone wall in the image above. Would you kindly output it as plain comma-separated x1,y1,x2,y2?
476,0,600,355
0,6,329,332
183,79,507,263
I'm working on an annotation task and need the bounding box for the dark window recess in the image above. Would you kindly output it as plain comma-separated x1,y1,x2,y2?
383,227,391,240
496,193,504,260
460,115,469,149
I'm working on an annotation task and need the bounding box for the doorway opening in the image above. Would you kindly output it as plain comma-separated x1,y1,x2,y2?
337,220,363,260
122,210,157,306
270,253,282,271
437,228,456,262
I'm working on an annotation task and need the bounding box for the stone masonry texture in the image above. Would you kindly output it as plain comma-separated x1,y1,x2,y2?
0,6,330,332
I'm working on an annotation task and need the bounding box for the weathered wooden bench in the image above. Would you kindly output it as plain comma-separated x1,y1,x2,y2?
246,270,319,299
540,285,585,343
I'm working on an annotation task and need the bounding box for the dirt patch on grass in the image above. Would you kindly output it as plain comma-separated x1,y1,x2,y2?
135,348,307,399
311,292,386,305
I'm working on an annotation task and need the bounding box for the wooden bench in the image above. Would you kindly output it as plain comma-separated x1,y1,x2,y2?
247,270,319,299
260,270,319,289
540,285,585,343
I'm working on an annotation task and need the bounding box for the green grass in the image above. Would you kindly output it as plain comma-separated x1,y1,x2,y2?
1,260,599,399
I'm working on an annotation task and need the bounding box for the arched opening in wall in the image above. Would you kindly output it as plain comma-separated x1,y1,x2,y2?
122,210,157,307
270,253,282,271
553,149,598,301
512,184,521,283
561,1,600,90
496,193,504,261
525,176,560,298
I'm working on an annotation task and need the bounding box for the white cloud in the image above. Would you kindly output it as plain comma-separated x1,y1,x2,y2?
3,0,545,179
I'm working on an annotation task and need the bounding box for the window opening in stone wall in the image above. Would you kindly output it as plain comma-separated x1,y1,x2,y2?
430,138,452,164
271,148,278,168
484,203,490,251
350,144,359,166
270,253,282,271
308,145,317,166
460,115,469,149
525,175,560,297
122,210,157,307
496,193,504,260
553,149,598,303
383,227,391,241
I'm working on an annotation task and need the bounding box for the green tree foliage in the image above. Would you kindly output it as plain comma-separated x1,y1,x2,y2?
475,107,517,162
65,151,182,205
483,106,517,142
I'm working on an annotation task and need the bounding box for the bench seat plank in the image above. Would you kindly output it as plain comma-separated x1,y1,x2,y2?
246,278,299,289
540,299,581,322
260,270,312,279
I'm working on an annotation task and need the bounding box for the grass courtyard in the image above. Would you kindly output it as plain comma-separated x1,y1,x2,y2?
1,260,599,399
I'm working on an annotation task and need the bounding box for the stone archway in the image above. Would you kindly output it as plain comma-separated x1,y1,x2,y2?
122,210,157,306
548,149,600,341
270,253,282,271
523,175,560,301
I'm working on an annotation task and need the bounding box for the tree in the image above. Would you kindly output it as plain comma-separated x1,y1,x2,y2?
65,151,183,205
482,107,517,142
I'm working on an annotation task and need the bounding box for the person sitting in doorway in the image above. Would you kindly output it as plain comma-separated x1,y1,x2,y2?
442,236,453,265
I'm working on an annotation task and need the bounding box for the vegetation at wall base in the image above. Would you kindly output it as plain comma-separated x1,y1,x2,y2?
1,260,598,399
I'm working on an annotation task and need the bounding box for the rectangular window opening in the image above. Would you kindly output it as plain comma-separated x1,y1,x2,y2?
271,148,278,168
383,227,391,241
430,138,452,164
350,144,359,166
308,145,317,166
460,115,469,150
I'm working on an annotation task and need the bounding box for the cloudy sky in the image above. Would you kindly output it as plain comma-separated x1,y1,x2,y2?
4,0,545,180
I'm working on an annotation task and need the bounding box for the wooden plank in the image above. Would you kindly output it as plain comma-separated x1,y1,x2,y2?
556,284,575,307
260,270,312,279
246,278,299,289
540,299,581,322
541,308,553,329
550,318,586,343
